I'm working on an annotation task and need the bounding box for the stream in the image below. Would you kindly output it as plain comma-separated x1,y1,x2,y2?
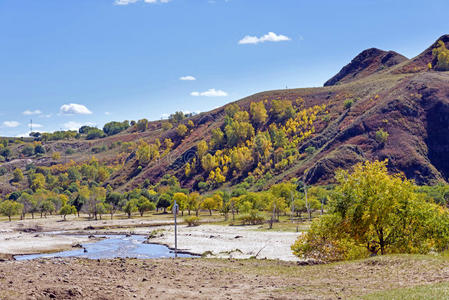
14,235,197,260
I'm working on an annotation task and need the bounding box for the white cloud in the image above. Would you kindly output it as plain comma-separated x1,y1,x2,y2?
63,121,96,131
238,32,291,45
3,121,20,128
30,123,43,129
105,112,111,115
23,109,42,116
191,88,228,97
180,75,196,81
15,132,31,138
60,103,92,115
115,0,138,5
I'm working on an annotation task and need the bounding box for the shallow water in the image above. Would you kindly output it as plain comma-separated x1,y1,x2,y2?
14,235,196,260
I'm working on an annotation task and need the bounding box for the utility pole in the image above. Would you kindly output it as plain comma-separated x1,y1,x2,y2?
173,199,179,258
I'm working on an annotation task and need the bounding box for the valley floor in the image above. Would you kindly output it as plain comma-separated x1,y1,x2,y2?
1,255,449,299
0,214,300,260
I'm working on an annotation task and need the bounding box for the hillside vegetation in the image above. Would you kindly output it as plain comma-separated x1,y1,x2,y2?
1,35,449,233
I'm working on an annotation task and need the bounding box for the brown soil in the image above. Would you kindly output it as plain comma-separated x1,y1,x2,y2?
1,255,449,299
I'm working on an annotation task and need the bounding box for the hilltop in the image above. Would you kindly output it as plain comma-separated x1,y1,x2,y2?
1,34,449,196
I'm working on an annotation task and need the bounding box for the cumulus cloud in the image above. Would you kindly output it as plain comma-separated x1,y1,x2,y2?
180,75,196,81
238,32,291,45
31,123,43,128
191,89,228,97
3,121,20,128
23,109,42,116
63,121,96,131
60,103,92,115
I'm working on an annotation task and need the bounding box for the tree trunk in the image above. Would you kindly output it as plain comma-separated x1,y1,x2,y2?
64,215,66,221
378,228,385,255
209,209,212,216
8,216,11,222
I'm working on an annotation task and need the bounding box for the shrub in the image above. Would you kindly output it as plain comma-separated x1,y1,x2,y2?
375,128,389,144
240,209,265,225
65,148,75,155
343,99,353,109
305,146,316,155
184,216,200,227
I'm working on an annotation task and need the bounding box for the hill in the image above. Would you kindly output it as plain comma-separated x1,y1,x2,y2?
1,34,449,196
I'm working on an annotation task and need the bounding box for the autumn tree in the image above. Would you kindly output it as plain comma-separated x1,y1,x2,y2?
202,197,217,216
176,124,188,137
270,99,295,123
250,101,268,127
197,140,208,158
433,40,449,71
292,160,449,262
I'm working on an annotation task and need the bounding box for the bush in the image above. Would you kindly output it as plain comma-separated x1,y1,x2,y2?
240,209,265,225
305,146,316,155
184,216,200,227
65,148,75,155
343,99,353,109
375,128,389,144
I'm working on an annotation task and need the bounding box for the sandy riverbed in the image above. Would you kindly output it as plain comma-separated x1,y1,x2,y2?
0,216,300,261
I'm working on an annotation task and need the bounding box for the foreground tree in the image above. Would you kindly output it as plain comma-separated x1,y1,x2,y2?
292,160,449,262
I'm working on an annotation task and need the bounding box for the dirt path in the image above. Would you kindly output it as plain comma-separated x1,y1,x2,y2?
1,255,449,299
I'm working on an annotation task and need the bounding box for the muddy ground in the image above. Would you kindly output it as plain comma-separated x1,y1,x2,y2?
1,255,449,299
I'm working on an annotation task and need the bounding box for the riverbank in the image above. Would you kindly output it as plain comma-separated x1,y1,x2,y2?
1,255,449,299
0,215,300,260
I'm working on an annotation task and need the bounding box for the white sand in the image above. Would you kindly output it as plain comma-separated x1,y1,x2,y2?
149,225,301,261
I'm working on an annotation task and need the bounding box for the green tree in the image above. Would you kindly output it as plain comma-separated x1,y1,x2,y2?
0,200,23,221
59,204,77,221
137,196,155,216
86,128,105,140
122,198,138,218
12,168,24,182
136,119,149,132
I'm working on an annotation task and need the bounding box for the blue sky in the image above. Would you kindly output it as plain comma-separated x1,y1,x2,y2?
0,0,448,137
